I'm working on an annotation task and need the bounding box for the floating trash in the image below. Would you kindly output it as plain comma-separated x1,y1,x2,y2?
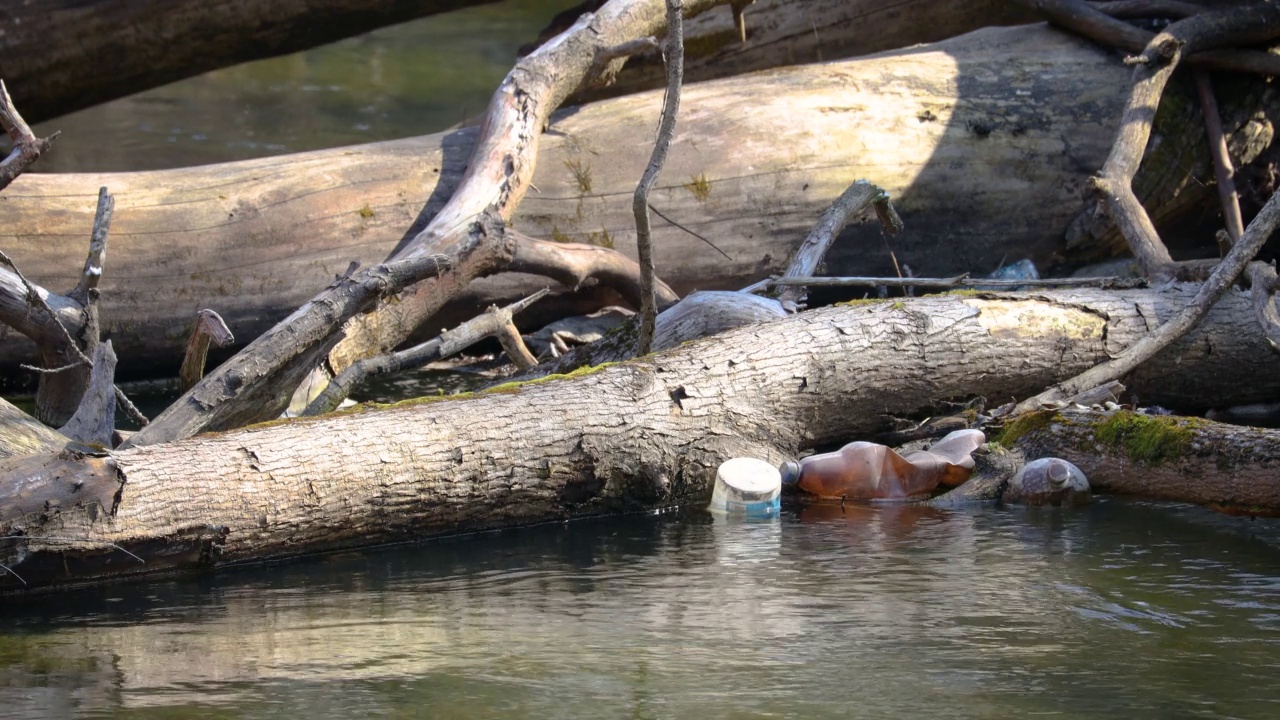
709,457,782,519
779,429,985,502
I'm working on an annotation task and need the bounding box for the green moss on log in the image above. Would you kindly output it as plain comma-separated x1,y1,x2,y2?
1093,411,1194,466
994,410,1059,447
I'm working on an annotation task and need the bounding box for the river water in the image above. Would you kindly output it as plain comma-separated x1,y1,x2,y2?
8,2,1280,717
2,500,1279,718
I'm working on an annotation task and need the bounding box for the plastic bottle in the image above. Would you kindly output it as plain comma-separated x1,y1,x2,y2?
779,429,985,501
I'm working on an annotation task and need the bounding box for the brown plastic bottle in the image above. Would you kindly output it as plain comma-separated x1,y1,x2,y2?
779,429,985,501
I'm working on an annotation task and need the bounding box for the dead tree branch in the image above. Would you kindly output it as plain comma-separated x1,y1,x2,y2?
633,0,685,354
1014,184,1280,413
1012,0,1280,76
1194,70,1244,245
0,80,56,192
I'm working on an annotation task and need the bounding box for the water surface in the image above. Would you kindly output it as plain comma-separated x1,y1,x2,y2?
3,500,1279,718
30,0,575,173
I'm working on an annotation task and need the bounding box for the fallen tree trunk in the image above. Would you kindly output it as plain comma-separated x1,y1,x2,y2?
1000,408,1280,514
3,284,1279,591
3,24,1266,380
572,0,1038,102
0,0,497,123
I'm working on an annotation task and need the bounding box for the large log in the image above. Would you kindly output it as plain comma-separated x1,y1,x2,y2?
3,284,1280,591
0,0,496,124
1,24,1266,380
574,0,1038,101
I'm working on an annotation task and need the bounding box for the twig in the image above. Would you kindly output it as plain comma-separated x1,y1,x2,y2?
647,203,731,259
773,180,900,306
1193,70,1244,245
20,360,85,374
0,80,57,192
633,0,684,355
114,386,149,427
589,37,660,86
179,309,235,393
1091,39,1182,280
0,562,25,585
1013,184,1280,414
731,0,754,43
761,275,1137,290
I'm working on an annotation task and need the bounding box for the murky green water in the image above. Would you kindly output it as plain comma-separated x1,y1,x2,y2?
30,0,576,173
2,500,1279,718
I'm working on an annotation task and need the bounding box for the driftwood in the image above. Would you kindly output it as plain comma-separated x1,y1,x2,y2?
3,285,1280,590
0,0,500,123
4,24,1265,380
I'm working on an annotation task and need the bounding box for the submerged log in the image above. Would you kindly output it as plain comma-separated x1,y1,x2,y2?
3,284,1280,591
0,0,497,123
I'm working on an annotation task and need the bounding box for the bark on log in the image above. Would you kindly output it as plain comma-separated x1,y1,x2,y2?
3,284,1280,591
0,0,497,123
3,24,1235,381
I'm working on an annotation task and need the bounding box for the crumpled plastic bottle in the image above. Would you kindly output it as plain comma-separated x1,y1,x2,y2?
779,429,985,501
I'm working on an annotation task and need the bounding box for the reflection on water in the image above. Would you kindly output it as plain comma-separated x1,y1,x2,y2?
30,0,577,173
2,500,1279,718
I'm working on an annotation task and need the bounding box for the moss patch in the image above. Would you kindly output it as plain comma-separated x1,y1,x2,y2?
994,410,1058,447
684,173,712,201
478,361,620,395
358,204,375,219
1093,411,1193,466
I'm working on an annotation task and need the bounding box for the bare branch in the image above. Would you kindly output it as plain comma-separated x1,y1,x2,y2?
1193,71,1243,245
633,0,685,355
1014,184,1280,414
0,80,56,191
762,275,1138,290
